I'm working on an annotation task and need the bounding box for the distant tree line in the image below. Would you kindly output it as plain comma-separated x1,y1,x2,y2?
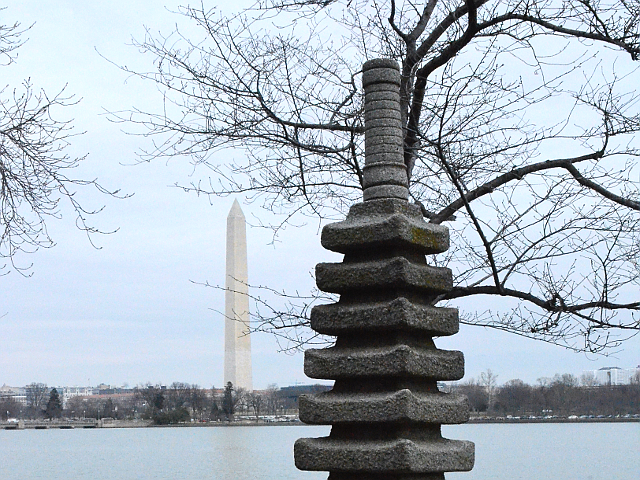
448,371,640,417
2,377,637,422
0,383,64,420
0,382,304,424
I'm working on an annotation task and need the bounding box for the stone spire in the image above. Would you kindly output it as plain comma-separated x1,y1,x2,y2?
362,58,409,202
295,60,474,479
224,199,253,392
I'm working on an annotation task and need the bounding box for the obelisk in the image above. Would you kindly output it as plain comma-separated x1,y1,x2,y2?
224,199,253,392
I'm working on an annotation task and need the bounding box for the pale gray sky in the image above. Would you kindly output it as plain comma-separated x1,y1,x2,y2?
2,1,638,390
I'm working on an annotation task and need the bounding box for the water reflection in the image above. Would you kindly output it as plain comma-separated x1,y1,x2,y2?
0,424,637,480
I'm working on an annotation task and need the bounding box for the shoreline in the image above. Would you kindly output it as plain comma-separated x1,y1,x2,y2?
3,416,639,430
468,416,640,424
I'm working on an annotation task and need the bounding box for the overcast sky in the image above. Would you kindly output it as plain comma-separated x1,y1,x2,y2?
1,1,638,390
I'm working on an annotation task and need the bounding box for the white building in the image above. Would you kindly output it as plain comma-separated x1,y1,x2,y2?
61,386,94,408
0,384,27,406
585,366,640,386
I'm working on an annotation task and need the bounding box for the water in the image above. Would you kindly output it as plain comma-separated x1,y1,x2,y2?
445,423,640,480
1,423,638,479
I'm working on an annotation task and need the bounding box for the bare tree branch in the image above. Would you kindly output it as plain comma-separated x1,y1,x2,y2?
114,0,640,353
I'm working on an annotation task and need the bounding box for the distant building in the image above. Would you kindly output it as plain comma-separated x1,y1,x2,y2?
0,384,27,406
584,366,640,385
61,386,95,408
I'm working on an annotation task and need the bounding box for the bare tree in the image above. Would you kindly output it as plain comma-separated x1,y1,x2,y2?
134,384,166,417
580,371,598,387
452,378,488,412
495,379,533,415
486,375,640,416
0,396,21,420
234,386,248,416
162,382,209,419
189,384,209,420
1,11,124,274
25,382,48,418
117,0,640,352
479,368,499,409
165,382,192,410
264,383,281,415
247,391,264,421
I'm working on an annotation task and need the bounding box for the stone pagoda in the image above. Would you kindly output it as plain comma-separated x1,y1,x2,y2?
295,59,475,479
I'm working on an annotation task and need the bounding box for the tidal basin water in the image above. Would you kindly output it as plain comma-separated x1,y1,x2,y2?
1,423,638,479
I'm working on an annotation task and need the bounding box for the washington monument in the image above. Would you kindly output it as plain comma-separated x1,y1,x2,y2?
224,199,253,391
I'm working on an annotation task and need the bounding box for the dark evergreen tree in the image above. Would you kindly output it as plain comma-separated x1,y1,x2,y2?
102,398,117,419
153,407,190,425
45,388,62,419
222,382,234,420
153,391,165,411
210,398,222,421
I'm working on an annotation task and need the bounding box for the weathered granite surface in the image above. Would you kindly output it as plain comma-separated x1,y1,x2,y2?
321,198,449,255
299,390,470,424
304,345,465,380
295,59,474,479
315,257,453,294
310,298,460,336
296,437,474,473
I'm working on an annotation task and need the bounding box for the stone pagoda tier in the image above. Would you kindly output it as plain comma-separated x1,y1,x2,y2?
295,59,475,479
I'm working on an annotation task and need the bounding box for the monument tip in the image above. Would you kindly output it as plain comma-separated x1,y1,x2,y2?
228,198,245,218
